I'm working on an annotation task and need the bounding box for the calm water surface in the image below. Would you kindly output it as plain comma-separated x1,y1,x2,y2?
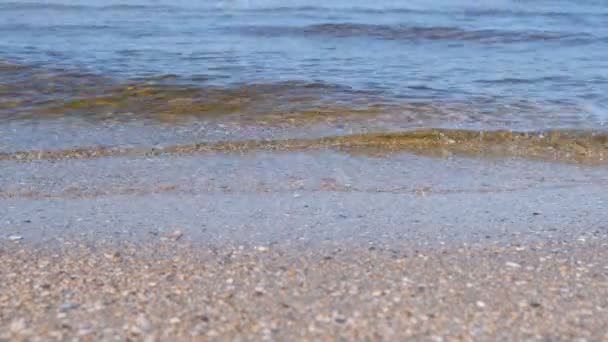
1,0,607,149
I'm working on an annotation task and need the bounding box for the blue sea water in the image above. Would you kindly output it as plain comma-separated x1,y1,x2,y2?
0,0,607,131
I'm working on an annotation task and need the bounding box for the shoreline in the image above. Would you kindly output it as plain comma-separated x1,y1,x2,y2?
1,128,607,165
3,142,608,340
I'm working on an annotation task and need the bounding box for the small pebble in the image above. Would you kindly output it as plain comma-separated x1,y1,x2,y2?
59,303,79,312
8,235,23,241
505,261,521,268
170,230,183,241
254,286,265,296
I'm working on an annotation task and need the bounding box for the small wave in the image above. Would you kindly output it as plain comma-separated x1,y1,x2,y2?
0,2,86,10
474,76,571,85
2,2,605,19
1,63,602,131
0,2,178,12
98,4,176,11
0,23,114,32
2,129,607,165
239,23,592,44
459,8,605,18
0,66,382,123
225,5,607,18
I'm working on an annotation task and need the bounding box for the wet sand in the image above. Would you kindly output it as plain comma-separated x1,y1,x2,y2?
2,149,608,340
2,151,608,244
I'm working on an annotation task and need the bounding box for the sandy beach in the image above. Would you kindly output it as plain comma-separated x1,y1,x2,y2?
1,0,607,338
2,238,608,340
2,149,608,340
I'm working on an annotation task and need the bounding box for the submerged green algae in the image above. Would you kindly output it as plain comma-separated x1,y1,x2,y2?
1,129,607,165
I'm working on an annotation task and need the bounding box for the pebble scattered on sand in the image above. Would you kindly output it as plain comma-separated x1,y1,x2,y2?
1,239,608,340
505,261,522,268
7,235,22,242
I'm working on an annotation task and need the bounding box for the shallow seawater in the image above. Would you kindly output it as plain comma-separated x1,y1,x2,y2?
1,0,607,152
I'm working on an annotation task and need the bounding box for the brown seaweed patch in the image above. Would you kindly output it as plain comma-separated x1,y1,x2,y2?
24,82,385,124
0,62,384,124
38,84,245,120
253,105,385,126
332,130,608,163
1,129,607,165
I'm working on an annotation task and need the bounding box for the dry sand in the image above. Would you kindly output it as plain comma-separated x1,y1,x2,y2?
2,239,608,341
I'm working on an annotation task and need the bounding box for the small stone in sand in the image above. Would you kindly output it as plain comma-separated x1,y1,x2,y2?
505,261,521,268
163,230,183,241
59,303,79,312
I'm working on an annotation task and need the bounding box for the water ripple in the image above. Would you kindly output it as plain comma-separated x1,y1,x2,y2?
237,23,595,44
